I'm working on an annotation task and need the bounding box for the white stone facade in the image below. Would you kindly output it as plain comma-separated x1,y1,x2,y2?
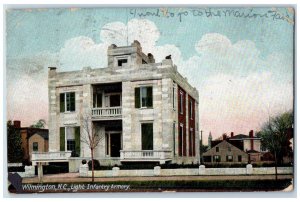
47,40,200,170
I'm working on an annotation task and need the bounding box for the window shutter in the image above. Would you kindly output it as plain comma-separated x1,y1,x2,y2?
135,88,140,108
75,127,80,157
60,127,65,151
60,94,65,112
147,87,153,107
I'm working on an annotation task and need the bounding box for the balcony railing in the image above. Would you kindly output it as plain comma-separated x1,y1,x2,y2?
31,151,72,162
120,150,172,161
91,107,122,119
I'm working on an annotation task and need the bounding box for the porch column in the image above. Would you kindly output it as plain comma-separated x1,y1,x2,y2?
38,162,43,182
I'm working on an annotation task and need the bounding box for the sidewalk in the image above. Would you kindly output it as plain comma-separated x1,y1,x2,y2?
22,173,293,184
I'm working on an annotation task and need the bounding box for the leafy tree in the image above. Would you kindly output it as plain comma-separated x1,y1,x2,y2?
30,119,46,128
259,110,293,179
7,121,23,163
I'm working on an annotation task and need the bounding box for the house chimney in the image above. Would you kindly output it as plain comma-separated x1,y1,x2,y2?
147,53,155,63
222,134,227,140
48,67,57,77
249,130,254,150
13,120,21,128
230,132,234,138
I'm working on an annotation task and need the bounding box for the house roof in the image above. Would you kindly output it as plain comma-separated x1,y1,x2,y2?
20,128,49,140
230,134,260,140
203,140,248,156
230,134,249,139
30,130,49,140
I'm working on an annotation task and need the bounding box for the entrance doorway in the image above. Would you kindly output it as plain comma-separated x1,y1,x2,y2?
106,132,122,157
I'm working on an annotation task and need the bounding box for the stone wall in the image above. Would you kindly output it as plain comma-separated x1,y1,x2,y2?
80,165,293,177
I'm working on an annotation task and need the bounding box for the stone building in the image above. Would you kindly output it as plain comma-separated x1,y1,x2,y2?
32,40,200,171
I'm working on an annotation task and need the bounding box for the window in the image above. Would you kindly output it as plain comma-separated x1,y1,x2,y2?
141,123,153,150
135,86,153,108
238,155,242,162
118,59,128,66
189,100,193,119
105,133,109,155
178,123,184,156
67,127,75,153
179,91,184,114
60,127,80,157
93,92,102,108
228,146,231,152
173,122,176,156
189,128,194,156
173,83,176,110
33,142,38,152
60,92,75,112
216,147,219,152
226,155,233,162
213,155,221,162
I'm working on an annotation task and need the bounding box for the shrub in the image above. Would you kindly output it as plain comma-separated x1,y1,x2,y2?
88,159,101,170
8,166,25,172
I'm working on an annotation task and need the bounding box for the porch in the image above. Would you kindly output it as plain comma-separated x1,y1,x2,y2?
91,82,122,120
31,151,72,164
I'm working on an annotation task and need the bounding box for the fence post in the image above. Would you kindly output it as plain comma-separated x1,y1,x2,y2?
199,165,206,175
246,164,253,175
112,167,120,177
154,166,161,176
79,163,89,177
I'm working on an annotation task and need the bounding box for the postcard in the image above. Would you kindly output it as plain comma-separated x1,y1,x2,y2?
6,6,294,194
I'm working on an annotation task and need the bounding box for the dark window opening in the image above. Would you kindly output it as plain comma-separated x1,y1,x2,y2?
216,147,219,152
135,87,153,108
67,140,75,153
33,142,38,152
226,155,233,162
213,155,221,162
118,59,128,66
179,91,183,114
93,93,102,108
238,155,242,162
141,123,153,150
60,92,75,112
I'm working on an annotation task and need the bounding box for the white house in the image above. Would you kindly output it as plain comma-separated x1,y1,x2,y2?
32,40,200,172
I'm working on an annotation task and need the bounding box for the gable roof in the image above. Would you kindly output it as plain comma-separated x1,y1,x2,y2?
203,140,248,156
21,128,49,140
30,130,49,140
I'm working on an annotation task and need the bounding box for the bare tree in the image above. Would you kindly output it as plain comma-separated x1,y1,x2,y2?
81,113,104,182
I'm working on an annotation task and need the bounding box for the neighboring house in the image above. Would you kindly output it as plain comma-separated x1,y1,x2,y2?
202,139,248,164
33,40,200,171
12,120,49,163
206,130,263,164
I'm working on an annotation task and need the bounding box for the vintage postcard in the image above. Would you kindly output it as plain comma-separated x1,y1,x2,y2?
6,6,294,194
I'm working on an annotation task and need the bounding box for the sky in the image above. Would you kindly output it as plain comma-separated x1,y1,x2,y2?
6,7,294,144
